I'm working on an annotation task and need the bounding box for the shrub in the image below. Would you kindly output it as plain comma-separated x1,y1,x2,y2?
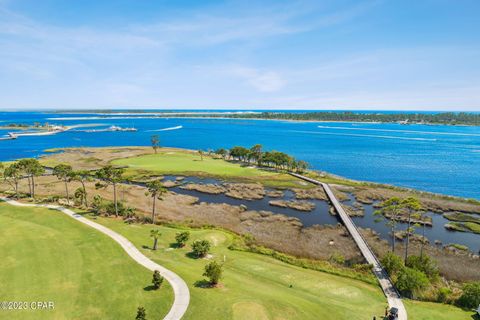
152,270,164,289
329,252,345,265
406,255,439,282
395,267,430,299
381,252,404,278
242,233,256,247
136,306,146,320
436,287,453,303
203,261,223,285
90,195,105,216
175,231,190,247
191,240,211,258
456,281,480,309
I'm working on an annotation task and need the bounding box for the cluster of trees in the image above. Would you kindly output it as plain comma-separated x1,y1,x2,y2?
2,159,44,199
164,111,480,126
376,197,480,308
382,253,438,299
2,160,165,225
213,144,309,173
374,197,428,262
382,252,480,308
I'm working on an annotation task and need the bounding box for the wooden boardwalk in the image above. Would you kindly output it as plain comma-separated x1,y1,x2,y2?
290,173,407,320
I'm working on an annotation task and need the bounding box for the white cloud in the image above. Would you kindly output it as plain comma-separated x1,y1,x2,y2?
231,67,286,92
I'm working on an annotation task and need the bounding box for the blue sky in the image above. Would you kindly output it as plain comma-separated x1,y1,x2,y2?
1,0,479,110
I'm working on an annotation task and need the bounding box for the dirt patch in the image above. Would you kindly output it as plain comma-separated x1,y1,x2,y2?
292,187,328,200
180,183,226,194
342,204,364,217
266,190,284,198
224,183,265,200
269,200,315,212
162,180,180,188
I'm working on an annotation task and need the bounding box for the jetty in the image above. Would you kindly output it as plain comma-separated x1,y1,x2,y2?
84,125,137,132
290,172,407,320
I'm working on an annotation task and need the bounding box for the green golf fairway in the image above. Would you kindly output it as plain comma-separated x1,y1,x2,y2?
95,217,474,320
111,150,302,187
0,203,173,319
96,216,388,319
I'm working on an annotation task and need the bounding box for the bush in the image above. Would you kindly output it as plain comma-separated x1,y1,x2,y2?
152,270,164,289
191,240,211,258
203,261,223,285
436,287,453,303
395,267,430,299
91,195,105,216
136,306,146,320
175,231,190,247
329,252,345,265
456,281,480,309
406,255,439,282
242,233,256,247
381,252,404,278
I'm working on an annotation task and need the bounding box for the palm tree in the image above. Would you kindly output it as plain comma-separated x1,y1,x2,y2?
71,170,91,207
150,229,161,250
401,197,422,263
145,179,166,223
53,164,73,202
374,197,402,253
96,165,125,217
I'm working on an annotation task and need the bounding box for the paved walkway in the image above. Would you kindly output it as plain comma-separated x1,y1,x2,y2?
289,173,407,320
0,197,190,320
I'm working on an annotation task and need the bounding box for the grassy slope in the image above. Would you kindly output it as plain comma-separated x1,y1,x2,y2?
0,204,173,320
95,217,474,320
95,216,386,319
111,150,305,188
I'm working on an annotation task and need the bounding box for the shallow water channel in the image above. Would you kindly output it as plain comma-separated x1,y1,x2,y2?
157,175,479,253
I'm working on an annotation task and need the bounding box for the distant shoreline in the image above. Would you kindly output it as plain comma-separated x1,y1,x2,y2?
44,115,476,127
40,110,480,126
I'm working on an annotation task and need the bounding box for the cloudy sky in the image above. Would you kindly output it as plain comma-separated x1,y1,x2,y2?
1,0,479,110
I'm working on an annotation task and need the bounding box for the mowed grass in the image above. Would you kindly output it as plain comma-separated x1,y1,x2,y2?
111,150,306,188
95,216,388,320
0,204,173,320
404,300,474,320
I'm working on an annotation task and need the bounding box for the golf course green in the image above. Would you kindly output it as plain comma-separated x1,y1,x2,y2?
111,150,303,187
0,203,173,319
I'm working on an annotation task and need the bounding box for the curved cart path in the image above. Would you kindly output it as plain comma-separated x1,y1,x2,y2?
0,197,190,320
289,173,407,320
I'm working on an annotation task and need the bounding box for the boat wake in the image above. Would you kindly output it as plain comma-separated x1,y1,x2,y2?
317,125,480,137
146,125,183,132
291,130,438,141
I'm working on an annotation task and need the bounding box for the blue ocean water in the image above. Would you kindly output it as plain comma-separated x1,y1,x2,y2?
1,111,480,199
